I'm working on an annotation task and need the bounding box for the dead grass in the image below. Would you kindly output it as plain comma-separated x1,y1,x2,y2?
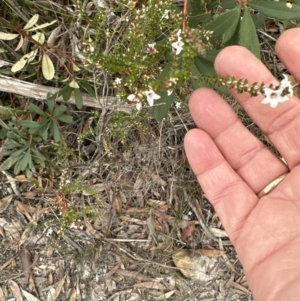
0,1,294,300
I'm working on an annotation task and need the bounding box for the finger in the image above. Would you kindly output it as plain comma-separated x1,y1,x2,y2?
189,88,288,193
215,46,300,169
184,129,258,242
276,28,300,82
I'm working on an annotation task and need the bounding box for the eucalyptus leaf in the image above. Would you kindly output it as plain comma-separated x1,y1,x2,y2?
26,20,57,31
23,14,39,30
42,54,55,80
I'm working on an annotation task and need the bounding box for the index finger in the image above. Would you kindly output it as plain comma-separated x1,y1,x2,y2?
215,45,300,169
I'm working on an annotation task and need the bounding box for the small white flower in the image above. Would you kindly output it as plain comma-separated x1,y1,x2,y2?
176,29,182,38
144,89,160,106
148,43,156,49
172,38,184,55
167,89,173,96
161,10,170,19
261,88,290,108
175,102,181,108
280,74,293,95
127,94,136,101
136,102,142,110
115,77,122,84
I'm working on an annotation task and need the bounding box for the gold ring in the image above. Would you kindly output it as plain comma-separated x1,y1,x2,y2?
257,174,288,198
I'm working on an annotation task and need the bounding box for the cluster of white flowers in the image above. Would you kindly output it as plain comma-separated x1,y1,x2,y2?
127,89,161,110
262,75,293,108
171,29,184,55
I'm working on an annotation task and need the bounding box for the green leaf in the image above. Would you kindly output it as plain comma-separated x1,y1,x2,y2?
193,50,229,94
52,121,61,142
29,103,45,115
53,105,67,117
205,8,241,41
252,13,268,29
155,91,175,121
249,1,300,20
187,0,203,17
188,13,213,28
31,148,46,165
221,0,237,9
0,119,9,129
56,114,73,123
239,8,261,59
19,152,31,171
62,86,73,102
222,8,241,44
78,80,96,97
74,88,83,109
25,169,33,179
19,120,40,128
47,91,58,101
46,97,55,113
0,156,20,171
10,148,27,157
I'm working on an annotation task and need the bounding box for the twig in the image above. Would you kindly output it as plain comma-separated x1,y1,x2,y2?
0,74,132,112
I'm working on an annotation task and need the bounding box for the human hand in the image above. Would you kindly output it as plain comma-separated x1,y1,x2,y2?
184,28,300,301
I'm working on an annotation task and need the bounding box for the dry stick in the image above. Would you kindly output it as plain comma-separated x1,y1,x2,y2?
0,74,132,112
184,189,218,242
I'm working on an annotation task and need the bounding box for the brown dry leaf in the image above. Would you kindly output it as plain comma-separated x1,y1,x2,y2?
15,201,48,214
126,207,149,215
8,280,23,301
194,249,225,257
21,290,40,301
0,195,13,213
69,288,77,301
116,269,152,282
147,199,166,207
18,223,36,249
15,175,31,182
150,173,167,186
19,248,32,283
172,249,218,280
209,228,228,237
181,223,195,242
0,287,5,301
157,290,175,300
194,249,226,257
133,281,165,290
287,74,300,98
51,275,66,300
0,257,14,270
112,196,122,214
133,177,144,206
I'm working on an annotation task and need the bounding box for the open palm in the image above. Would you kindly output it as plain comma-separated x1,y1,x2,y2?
184,28,300,301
